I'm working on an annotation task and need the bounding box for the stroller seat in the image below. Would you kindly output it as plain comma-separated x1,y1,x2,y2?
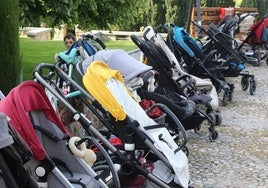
0,112,38,188
82,61,190,187
0,81,107,188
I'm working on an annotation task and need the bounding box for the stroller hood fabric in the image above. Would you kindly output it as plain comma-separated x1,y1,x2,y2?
0,81,71,160
245,14,268,44
83,61,127,121
77,49,152,81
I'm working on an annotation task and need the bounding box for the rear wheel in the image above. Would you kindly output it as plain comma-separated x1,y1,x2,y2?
249,79,257,95
209,131,218,142
241,76,249,91
214,112,222,126
222,92,228,106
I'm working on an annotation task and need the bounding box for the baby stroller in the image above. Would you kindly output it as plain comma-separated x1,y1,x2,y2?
236,13,268,65
0,112,38,188
170,22,256,105
33,62,190,188
140,25,220,112
0,80,113,188
130,31,219,141
216,12,265,67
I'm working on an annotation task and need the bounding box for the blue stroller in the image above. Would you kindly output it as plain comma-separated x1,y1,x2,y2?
166,23,256,106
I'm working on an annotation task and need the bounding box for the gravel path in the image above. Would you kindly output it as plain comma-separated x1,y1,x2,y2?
187,62,268,188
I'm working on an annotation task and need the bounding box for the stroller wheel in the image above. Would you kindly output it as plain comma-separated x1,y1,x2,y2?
251,58,261,67
213,112,222,126
207,112,216,125
241,76,249,91
209,131,218,142
222,92,228,106
249,79,257,95
253,61,261,67
228,90,233,102
194,124,201,133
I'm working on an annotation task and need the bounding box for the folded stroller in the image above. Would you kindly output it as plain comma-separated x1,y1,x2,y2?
33,62,190,187
0,112,38,188
0,81,113,188
169,22,256,105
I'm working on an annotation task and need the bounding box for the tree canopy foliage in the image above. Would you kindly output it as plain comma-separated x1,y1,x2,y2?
19,0,267,31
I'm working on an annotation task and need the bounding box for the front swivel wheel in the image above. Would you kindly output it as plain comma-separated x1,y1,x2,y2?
249,78,257,95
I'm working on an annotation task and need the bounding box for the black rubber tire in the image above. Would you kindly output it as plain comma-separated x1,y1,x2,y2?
249,79,257,95
241,76,249,91
252,59,261,67
214,112,222,126
222,92,228,106
209,131,218,142
194,125,201,133
228,90,233,101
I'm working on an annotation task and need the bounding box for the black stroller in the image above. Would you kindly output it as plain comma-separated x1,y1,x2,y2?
130,32,219,141
167,22,256,105
33,62,190,188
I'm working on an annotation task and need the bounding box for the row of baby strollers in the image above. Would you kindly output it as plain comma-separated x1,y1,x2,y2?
0,20,258,188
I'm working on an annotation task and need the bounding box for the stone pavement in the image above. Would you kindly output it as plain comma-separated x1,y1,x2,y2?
187,63,268,188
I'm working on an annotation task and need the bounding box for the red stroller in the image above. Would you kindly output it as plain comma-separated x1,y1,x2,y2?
0,81,113,187
237,13,268,65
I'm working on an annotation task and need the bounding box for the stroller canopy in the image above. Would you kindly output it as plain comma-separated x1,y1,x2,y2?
77,49,152,81
83,61,128,121
173,26,204,59
0,81,71,160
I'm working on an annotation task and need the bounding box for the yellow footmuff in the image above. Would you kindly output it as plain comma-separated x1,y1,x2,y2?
83,61,190,187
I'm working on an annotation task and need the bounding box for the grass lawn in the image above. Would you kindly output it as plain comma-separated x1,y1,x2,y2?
20,37,138,80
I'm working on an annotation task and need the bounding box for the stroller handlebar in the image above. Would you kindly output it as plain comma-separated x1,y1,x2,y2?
33,63,55,74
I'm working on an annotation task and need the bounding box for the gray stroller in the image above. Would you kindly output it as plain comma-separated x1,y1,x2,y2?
0,81,114,188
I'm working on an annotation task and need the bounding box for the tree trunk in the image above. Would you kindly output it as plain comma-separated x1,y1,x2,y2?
0,0,20,95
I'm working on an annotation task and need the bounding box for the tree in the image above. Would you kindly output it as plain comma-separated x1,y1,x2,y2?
19,0,80,28
0,0,20,94
241,0,268,19
19,0,138,31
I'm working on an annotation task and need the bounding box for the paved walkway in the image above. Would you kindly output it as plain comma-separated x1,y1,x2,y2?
187,63,268,188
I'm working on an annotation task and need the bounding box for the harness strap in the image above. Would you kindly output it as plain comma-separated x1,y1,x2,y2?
33,125,69,142
143,124,166,130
